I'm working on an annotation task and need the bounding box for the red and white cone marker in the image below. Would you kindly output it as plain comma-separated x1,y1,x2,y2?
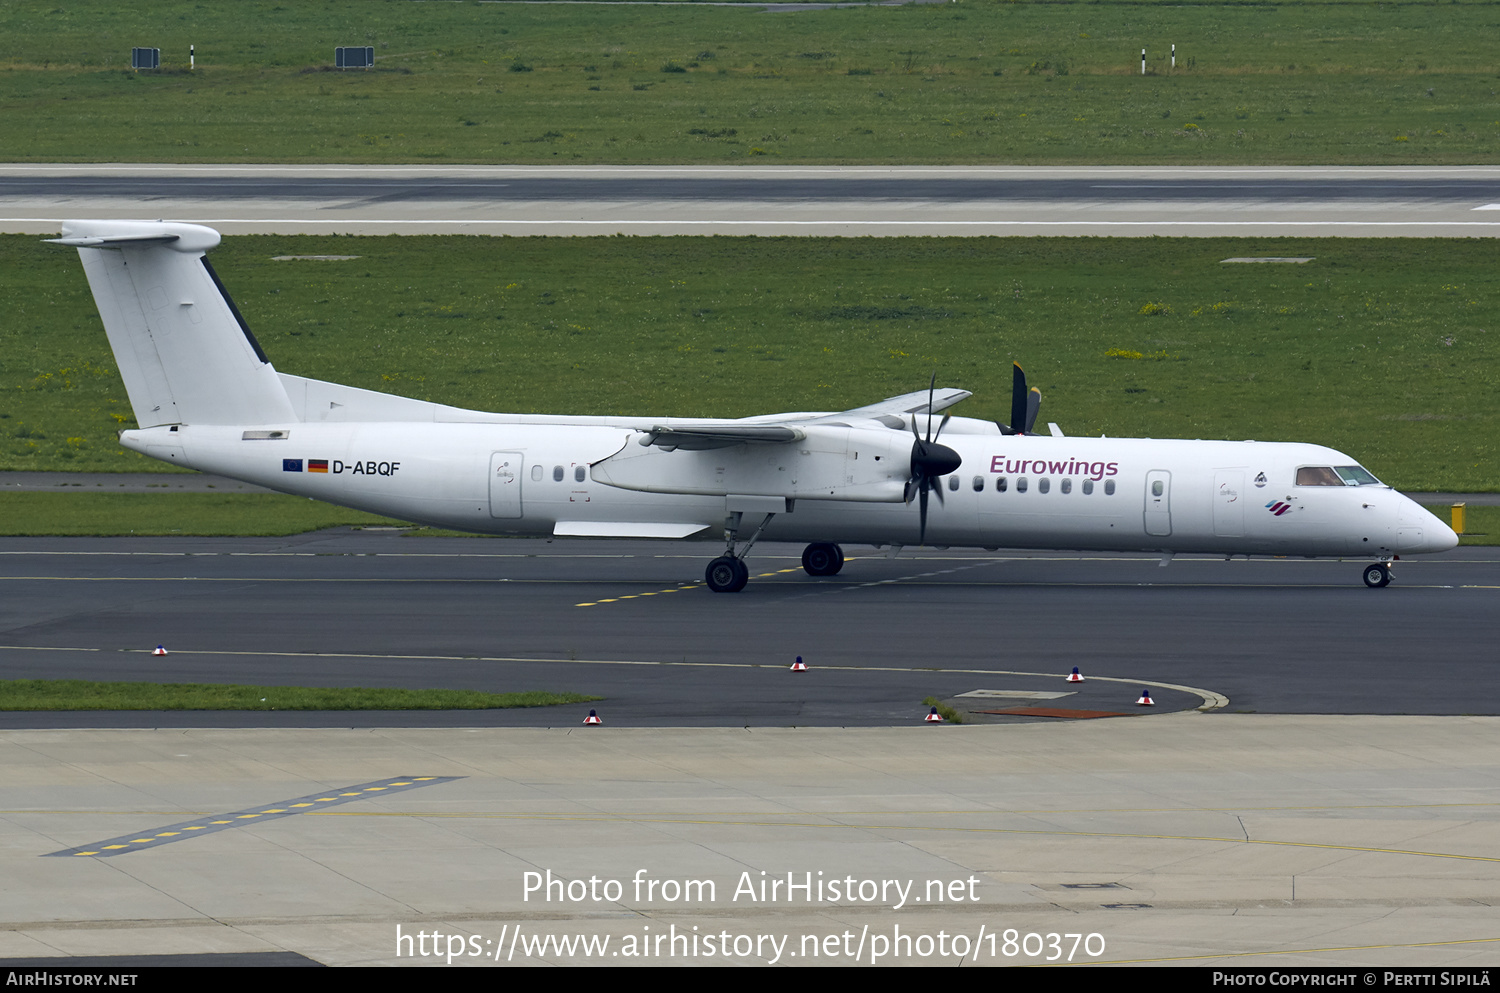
1137,689,1155,707
790,656,808,672
925,706,944,723
1066,666,1084,683
583,709,602,725
152,645,168,656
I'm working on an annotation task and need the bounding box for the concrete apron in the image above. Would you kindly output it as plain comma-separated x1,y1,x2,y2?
1,714,1498,967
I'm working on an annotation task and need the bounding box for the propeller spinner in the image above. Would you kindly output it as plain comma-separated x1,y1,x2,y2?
906,374,963,545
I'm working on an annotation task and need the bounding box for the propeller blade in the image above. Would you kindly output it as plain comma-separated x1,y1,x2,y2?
1010,362,1028,436
926,372,937,442
933,411,952,443
903,373,960,544
1025,386,1041,435
918,482,930,545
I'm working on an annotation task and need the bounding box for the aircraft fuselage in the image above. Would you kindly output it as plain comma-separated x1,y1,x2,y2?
119,420,1455,561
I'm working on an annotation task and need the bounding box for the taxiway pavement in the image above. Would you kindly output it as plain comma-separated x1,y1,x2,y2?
0,533,1494,727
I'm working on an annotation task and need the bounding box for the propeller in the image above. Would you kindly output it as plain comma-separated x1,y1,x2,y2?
905,373,963,545
998,361,1042,436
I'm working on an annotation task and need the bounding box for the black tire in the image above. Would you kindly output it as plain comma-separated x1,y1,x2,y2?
801,542,845,576
1362,563,1392,588
706,556,749,593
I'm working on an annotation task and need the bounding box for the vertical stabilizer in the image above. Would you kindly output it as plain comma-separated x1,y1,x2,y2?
51,220,296,427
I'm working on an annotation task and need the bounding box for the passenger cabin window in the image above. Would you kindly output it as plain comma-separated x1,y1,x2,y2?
553,465,564,482
1061,478,1072,494
1104,479,1115,495
1016,477,1028,493
531,465,543,482
948,475,959,491
1038,477,1050,494
972,475,984,492
574,465,586,483
1082,479,1094,495
995,477,1008,493
1296,466,1343,486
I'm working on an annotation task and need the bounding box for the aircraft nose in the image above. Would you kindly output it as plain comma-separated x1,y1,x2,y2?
1427,516,1460,552
1407,499,1459,553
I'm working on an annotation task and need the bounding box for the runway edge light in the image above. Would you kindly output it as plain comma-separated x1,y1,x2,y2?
583,709,602,726
925,707,944,723
1067,666,1084,683
1137,689,1155,707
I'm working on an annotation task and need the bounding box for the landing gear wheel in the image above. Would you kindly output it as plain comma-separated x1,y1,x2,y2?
801,542,845,577
1362,562,1392,588
705,556,750,593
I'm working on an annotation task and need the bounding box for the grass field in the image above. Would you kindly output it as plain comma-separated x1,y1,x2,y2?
5,233,1496,491
0,492,407,535
2,0,1500,164
0,679,599,710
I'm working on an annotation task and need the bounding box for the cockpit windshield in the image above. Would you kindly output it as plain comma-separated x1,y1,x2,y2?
1296,465,1383,486
1334,465,1381,486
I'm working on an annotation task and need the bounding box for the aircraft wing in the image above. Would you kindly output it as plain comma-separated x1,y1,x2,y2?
637,388,970,450
816,387,971,422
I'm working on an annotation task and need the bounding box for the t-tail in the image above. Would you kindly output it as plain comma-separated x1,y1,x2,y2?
51,220,297,428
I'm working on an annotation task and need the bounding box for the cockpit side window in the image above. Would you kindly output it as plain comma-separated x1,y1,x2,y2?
1334,465,1381,486
1296,466,1343,486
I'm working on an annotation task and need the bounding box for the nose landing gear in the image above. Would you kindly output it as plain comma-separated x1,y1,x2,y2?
1362,562,1393,588
704,510,775,593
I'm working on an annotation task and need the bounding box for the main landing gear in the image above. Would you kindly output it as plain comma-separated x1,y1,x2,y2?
801,542,845,577
1362,561,1393,588
703,512,848,593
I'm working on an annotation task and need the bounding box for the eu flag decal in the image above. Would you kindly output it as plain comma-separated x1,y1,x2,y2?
283,459,303,472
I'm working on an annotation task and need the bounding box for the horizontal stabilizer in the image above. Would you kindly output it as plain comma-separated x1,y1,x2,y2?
49,233,180,248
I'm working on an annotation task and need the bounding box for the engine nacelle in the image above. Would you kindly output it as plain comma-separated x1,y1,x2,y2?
590,425,916,502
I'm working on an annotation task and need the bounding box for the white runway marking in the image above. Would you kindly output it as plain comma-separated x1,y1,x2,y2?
12,217,1500,228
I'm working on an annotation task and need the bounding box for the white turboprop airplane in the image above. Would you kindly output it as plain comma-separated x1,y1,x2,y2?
53,220,1458,591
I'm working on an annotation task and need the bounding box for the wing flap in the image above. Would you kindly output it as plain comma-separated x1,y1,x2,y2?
553,521,710,538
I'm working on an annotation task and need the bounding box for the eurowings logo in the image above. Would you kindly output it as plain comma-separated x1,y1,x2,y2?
1265,500,1292,516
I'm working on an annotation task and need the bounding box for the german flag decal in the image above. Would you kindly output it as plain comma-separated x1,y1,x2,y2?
309,459,329,473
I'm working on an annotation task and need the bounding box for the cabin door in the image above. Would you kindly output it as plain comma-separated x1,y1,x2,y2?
488,451,524,519
1144,470,1172,536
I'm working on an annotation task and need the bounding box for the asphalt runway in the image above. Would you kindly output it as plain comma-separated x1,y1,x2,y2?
0,531,1492,729
5,164,1500,236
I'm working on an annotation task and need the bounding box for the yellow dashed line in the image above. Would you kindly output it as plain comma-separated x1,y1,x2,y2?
47,776,462,858
577,579,745,608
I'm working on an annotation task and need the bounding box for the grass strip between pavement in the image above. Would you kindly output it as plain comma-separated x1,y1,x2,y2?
0,679,600,711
